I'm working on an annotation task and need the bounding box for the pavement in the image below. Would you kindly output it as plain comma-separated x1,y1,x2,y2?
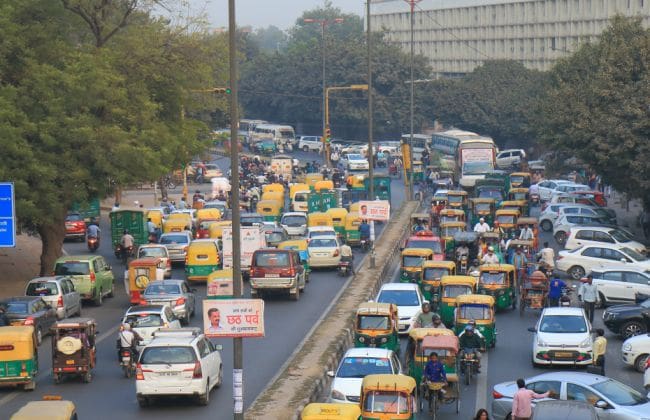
0,235,44,299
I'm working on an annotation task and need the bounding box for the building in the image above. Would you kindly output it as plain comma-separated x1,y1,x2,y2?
371,0,650,77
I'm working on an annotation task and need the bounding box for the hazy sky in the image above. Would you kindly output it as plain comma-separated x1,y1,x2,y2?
186,0,366,29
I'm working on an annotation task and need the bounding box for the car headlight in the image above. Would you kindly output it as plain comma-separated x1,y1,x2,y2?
579,337,592,348
537,338,548,347
622,342,632,352
330,389,345,401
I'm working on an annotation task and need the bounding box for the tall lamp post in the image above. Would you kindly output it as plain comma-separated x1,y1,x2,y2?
404,0,421,201
366,0,374,202
303,17,344,168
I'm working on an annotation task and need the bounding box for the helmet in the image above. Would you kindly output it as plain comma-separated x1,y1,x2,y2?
465,325,474,331
488,246,494,252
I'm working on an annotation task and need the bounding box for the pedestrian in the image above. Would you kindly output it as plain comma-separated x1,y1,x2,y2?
511,378,550,420
473,408,490,420
642,209,650,239
578,275,599,324
548,277,566,307
592,328,607,376
537,242,555,270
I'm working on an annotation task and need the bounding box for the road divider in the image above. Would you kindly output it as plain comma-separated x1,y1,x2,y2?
245,201,419,420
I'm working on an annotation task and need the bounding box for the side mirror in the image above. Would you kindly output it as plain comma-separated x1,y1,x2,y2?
527,327,537,333
326,370,335,378
620,258,627,263
595,400,609,409
215,344,223,351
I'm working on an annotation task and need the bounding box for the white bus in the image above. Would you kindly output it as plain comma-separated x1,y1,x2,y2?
253,124,296,147
400,134,429,160
458,136,498,188
430,129,481,157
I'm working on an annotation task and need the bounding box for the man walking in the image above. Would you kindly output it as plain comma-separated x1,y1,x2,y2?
511,378,550,420
578,275,599,324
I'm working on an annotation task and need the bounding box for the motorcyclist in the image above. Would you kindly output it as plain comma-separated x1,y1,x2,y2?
87,223,100,240
120,229,135,261
359,220,371,242
118,323,142,362
339,242,354,273
459,325,484,373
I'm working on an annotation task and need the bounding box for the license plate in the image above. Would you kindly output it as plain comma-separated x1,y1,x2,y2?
158,371,179,376
66,359,75,365
555,352,573,358
265,274,280,278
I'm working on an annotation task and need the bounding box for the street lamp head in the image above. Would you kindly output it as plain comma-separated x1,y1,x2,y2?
350,84,369,90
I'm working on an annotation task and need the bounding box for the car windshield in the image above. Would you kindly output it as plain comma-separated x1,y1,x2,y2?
254,252,289,267
463,161,492,175
403,256,425,267
5,302,29,314
26,282,58,296
480,272,505,285
406,240,442,253
309,238,338,248
337,357,393,378
66,214,83,222
54,262,90,276
423,267,449,280
539,315,587,333
144,284,181,295
139,247,167,258
348,154,363,160
125,313,163,328
282,215,306,226
621,247,647,261
160,235,188,244
591,379,648,406
241,216,263,225
377,290,419,306
358,315,390,330
140,346,197,364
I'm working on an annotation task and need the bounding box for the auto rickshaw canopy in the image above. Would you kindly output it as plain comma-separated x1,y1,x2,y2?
277,239,308,251
0,326,35,362
440,275,478,288
129,257,162,269
196,208,222,221
516,217,539,228
301,403,361,420
356,302,397,317
314,180,334,192
209,221,232,239
308,212,333,227
256,200,282,216
361,374,416,393
261,191,284,203
421,334,459,354
401,247,434,258
408,327,455,341
262,183,285,195
326,207,348,224
455,294,495,306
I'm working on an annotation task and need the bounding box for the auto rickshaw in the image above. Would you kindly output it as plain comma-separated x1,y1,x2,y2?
360,374,417,420
126,257,165,304
10,397,77,420
439,221,466,258
494,209,520,235
301,403,361,420
509,187,530,202
314,179,334,192
447,190,469,213
417,335,461,416
0,326,37,391
308,212,334,228
262,183,285,195
469,198,496,226
277,239,310,282
406,328,455,386
185,240,221,281
409,213,432,233
516,217,540,251
326,207,348,237
509,172,531,188
261,191,284,207
477,264,517,311
499,200,526,215
439,276,477,327
163,218,191,234
256,199,282,222
354,302,400,353
452,231,480,274
50,318,97,384
196,208,221,223
305,173,324,189
209,220,232,240
411,160,424,182
438,208,466,225
146,209,164,230
166,212,193,227
420,261,457,309
344,212,362,246
454,294,496,348
348,174,367,191
400,248,434,283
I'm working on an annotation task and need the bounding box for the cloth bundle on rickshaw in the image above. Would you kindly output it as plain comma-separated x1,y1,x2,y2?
528,270,548,288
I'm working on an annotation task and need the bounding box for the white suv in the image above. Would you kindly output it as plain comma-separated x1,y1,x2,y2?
136,328,222,407
591,267,650,306
298,136,322,152
496,149,526,169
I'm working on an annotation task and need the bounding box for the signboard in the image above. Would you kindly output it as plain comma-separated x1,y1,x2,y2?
358,200,390,221
222,226,265,269
461,148,494,163
203,299,265,338
0,183,16,248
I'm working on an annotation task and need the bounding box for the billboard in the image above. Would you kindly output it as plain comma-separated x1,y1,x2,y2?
358,200,390,221
203,299,265,338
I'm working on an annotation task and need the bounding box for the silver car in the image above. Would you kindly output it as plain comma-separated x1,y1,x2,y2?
141,280,196,325
491,371,650,420
24,276,82,320
159,232,192,264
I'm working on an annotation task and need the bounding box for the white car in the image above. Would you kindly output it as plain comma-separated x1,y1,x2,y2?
327,347,402,404
539,204,602,232
298,136,322,152
565,227,646,254
307,226,337,240
24,276,82,320
528,307,593,367
137,244,172,278
622,333,650,372
536,180,575,201
554,184,590,194
375,283,424,334
308,237,341,268
122,305,182,350
136,328,222,407
556,244,650,280
347,154,370,171
496,149,526,169
341,144,365,155
591,267,650,306
280,212,307,237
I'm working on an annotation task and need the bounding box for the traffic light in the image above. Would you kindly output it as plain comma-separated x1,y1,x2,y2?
212,87,231,94
325,126,331,143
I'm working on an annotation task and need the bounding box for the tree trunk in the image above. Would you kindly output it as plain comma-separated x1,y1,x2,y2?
38,221,66,277
159,175,168,201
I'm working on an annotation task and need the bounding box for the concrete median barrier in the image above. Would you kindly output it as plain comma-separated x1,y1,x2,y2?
245,201,420,420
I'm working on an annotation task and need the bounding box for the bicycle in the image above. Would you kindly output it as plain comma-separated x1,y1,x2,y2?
420,380,446,418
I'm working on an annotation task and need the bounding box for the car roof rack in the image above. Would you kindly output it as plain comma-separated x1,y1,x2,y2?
152,327,202,338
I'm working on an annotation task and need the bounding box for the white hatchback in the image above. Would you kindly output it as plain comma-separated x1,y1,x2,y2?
122,305,182,350
375,283,424,334
136,328,222,407
565,227,646,255
556,244,650,280
621,333,650,372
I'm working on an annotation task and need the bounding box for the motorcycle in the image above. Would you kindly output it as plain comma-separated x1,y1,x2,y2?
460,349,481,386
337,259,353,277
119,347,136,378
360,238,372,253
87,236,99,253
115,244,134,266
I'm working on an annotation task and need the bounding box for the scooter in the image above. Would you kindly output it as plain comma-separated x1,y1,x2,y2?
360,238,372,253
337,259,353,277
87,236,99,253
119,347,136,378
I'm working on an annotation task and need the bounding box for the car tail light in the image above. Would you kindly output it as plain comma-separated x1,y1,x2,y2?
57,296,64,308
24,317,34,326
139,299,147,305
333,249,339,257
192,362,202,379
175,297,186,306
135,364,145,380
280,268,295,277
492,390,504,399
90,272,96,282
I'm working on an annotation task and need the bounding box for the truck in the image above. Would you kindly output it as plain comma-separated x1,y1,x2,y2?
70,197,101,224
109,209,149,254
222,226,267,275
457,137,497,189
270,155,293,182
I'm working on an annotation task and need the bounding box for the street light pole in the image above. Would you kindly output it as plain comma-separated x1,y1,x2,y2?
228,0,243,419
367,0,374,202
405,0,421,201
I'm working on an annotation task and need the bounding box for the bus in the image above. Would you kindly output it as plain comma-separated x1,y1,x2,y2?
253,124,296,148
458,136,498,188
400,134,429,161
430,129,481,157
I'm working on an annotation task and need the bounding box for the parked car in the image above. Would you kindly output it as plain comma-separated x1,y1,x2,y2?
556,244,650,280
159,232,193,264
53,255,115,306
591,267,650,306
0,296,57,345
496,149,526,169
298,135,323,152
565,226,646,254
528,307,592,367
621,332,650,372
536,180,575,201
141,280,196,325
603,295,650,338
531,400,597,420
24,276,82,320
375,283,425,334
555,184,591,194
327,347,403,404
122,305,182,350
491,371,650,420
137,244,172,278
347,154,370,171
136,328,222,407
307,237,341,269
553,215,612,244
540,204,607,232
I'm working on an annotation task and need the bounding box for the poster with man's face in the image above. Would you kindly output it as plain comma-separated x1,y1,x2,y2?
203,299,265,338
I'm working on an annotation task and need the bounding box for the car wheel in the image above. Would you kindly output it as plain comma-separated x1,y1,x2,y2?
35,327,43,346
302,146,309,152
554,231,567,245
94,288,103,306
621,320,646,339
568,266,585,280
597,292,606,309
107,282,115,298
198,381,210,406
540,220,553,232
634,354,650,373
216,365,223,388
137,396,149,408
291,285,300,301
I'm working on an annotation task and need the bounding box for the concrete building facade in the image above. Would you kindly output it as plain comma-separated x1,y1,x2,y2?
371,0,650,77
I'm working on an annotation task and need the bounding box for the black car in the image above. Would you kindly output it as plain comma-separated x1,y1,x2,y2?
1,296,58,345
602,295,650,338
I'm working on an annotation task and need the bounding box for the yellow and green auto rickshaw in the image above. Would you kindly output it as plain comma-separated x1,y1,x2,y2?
360,374,417,420
314,179,334,192
411,161,424,182
400,248,434,283
166,212,193,229
508,187,530,203
417,335,461,416
0,326,37,391
509,172,531,189
262,183,285,195
454,294,496,348
438,208,466,225
406,328,455,386
348,174,367,191
494,209,520,234
185,240,221,282
326,207,349,238
163,218,191,234
10,397,77,420
307,212,334,228
420,260,457,309
344,212,362,246
277,239,310,282
260,191,284,209
477,264,517,311
305,173,325,190
439,276,478,327
447,190,469,213
440,221,467,258
469,198,496,227
301,403,361,420
208,220,231,240
146,209,164,230
354,302,400,353
499,200,526,216
256,200,282,222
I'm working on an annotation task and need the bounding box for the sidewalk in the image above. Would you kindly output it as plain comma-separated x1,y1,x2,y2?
608,191,647,245
0,235,43,299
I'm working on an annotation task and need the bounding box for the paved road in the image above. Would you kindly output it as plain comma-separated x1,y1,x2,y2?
0,149,409,419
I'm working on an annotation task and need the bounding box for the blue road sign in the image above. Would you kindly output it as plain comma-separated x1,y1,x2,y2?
0,183,16,247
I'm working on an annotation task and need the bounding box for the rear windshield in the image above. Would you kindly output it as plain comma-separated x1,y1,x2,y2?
309,238,338,248
140,346,197,364
125,313,163,328
282,215,306,226
66,214,83,222
54,262,90,276
26,282,58,296
160,235,188,244
254,252,290,267
5,302,29,314
144,284,181,295
139,247,167,258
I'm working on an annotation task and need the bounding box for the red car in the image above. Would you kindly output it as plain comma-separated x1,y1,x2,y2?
65,213,86,241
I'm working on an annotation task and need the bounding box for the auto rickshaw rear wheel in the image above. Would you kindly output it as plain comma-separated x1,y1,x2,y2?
83,372,92,383
137,396,149,408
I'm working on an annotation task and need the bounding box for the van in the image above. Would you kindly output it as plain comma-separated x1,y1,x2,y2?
249,249,306,301
53,256,115,306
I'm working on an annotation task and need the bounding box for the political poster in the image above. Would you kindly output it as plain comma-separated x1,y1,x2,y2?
358,200,390,221
203,299,265,338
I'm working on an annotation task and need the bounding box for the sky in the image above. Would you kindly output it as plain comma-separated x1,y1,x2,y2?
185,0,366,30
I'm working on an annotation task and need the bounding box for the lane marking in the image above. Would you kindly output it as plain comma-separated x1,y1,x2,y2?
475,351,489,414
